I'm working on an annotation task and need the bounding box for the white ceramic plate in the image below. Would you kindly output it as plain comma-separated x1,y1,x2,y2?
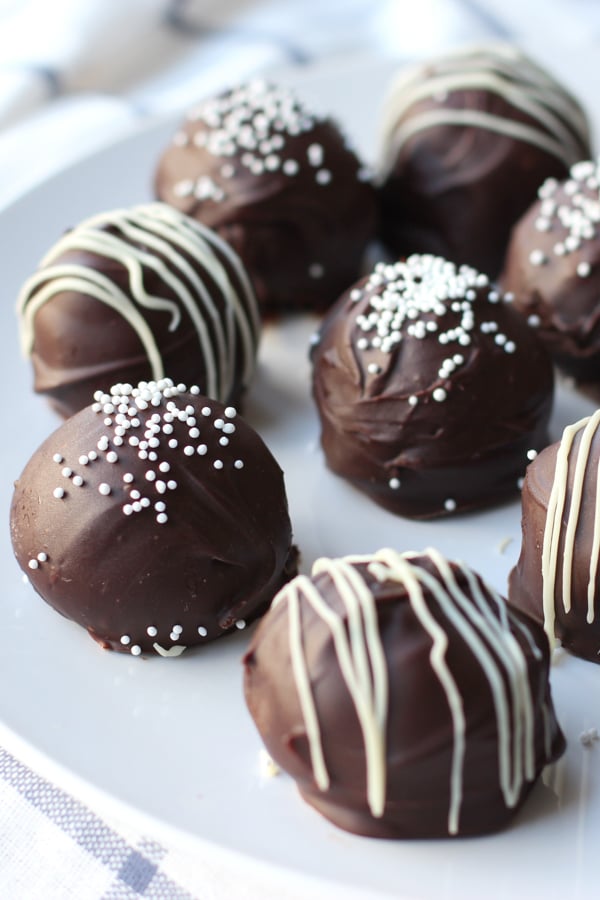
2,58,600,900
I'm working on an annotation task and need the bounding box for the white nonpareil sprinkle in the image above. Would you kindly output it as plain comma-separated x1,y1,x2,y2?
577,261,592,277
53,487,65,499
444,498,457,512
235,619,246,630
147,626,158,637
389,477,401,490
580,728,600,747
98,483,111,496
529,249,546,266
307,143,324,166
197,626,208,637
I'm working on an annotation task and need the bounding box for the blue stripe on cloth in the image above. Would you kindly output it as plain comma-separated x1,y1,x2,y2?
0,62,62,94
453,0,513,38
163,0,311,64
0,747,196,898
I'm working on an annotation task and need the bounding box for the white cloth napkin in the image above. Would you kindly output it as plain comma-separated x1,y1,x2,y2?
0,0,498,209
2,0,596,897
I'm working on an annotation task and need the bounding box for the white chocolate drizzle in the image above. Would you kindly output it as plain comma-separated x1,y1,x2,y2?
541,411,600,643
378,43,590,178
17,203,260,403
274,547,542,834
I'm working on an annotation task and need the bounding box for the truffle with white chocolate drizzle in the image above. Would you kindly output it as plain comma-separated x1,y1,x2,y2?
501,158,600,393
509,411,600,663
17,203,260,418
244,548,564,838
311,254,554,518
376,43,591,279
154,79,376,313
10,378,297,656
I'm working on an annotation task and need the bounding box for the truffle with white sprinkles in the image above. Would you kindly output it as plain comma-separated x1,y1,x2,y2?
311,254,554,518
376,43,591,278
10,378,297,656
501,158,600,394
154,79,376,313
17,202,260,418
244,548,564,837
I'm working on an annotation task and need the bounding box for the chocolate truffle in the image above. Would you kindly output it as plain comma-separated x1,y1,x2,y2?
311,254,554,519
500,159,600,390
377,43,591,279
154,79,376,313
10,379,297,656
509,411,600,663
17,203,260,418
244,548,564,838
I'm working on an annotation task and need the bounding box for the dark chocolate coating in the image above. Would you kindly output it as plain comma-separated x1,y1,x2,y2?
377,47,591,279
500,160,600,391
10,379,297,656
311,255,554,519
17,203,260,418
509,418,600,663
244,550,564,838
154,80,377,313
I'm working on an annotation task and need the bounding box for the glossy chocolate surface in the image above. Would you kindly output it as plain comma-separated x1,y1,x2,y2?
244,549,564,838
154,80,377,313
377,45,591,279
10,379,297,656
17,203,260,418
311,254,554,519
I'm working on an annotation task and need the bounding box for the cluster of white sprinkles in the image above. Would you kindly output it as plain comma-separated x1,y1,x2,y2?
49,379,242,518
170,80,371,280
528,158,600,276
348,255,520,498
37,378,245,656
173,79,369,194
352,254,516,392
